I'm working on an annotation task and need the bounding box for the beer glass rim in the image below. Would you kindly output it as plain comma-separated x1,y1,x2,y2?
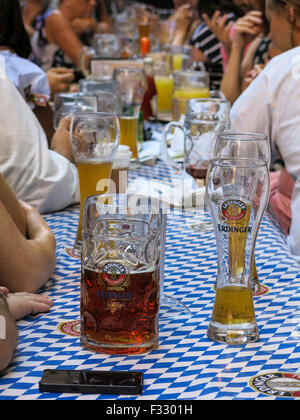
187,97,230,106
54,92,98,101
217,132,269,142
210,157,268,169
113,67,146,76
84,193,165,216
71,111,119,120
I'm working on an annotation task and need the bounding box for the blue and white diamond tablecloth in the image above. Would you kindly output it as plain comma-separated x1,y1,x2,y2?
0,162,299,400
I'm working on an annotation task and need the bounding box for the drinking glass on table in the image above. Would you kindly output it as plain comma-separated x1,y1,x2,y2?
162,98,231,182
94,90,121,115
92,34,122,58
80,193,161,354
70,112,120,256
153,58,173,122
112,67,146,168
53,92,98,129
79,78,121,100
214,132,271,295
206,158,270,345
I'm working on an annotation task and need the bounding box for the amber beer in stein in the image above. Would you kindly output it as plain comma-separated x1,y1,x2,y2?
206,158,270,345
80,194,162,354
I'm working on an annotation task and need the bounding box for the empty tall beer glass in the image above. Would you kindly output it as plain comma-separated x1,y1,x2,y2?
80,194,161,354
113,68,146,167
70,113,120,256
53,92,98,129
214,132,271,294
206,158,270,345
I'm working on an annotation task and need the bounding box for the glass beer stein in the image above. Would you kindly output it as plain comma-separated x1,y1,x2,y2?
80,193,161,354
70,112,120,256
214,132,271,294
206,158,270,345
162,98,231,183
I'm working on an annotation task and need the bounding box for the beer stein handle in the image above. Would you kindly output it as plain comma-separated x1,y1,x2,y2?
79,47,96,78
161,122,185,171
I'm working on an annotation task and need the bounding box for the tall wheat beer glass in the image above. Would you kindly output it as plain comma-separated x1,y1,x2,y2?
71,112,120,256
112,68,146,168
214,132,271,294
206,158,270,345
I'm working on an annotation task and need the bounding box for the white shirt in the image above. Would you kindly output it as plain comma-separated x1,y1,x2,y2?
0,54,79,214
0,50,50,109
231,46,300,264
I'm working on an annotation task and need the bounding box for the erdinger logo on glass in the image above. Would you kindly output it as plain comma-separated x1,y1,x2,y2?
222,200,246,221
102,262,127,287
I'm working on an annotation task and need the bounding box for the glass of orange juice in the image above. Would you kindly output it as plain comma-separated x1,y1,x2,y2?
171,70,211,121
113,68,146,168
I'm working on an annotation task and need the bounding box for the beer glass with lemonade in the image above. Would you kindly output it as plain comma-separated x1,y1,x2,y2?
70,112,120,256
80,194,162,354
113,68,146,168
214,132,271,295
206,158,270,345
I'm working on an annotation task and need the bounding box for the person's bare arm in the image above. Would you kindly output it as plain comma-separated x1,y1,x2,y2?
0,174,26,236
0,201,56,293
45,12,84,67
33,104,55,147
0,293,17,373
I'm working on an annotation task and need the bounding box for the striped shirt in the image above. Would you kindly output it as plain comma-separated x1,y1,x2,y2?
189,14,235,90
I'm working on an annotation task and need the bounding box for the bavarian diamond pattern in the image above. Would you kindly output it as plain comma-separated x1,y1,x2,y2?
0,162,299,400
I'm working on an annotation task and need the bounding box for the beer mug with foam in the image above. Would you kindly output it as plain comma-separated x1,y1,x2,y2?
206,158,270,345
70,112,120,256
80,193,162,354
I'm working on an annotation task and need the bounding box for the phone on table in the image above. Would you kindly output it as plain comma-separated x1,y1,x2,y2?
39,369,144,395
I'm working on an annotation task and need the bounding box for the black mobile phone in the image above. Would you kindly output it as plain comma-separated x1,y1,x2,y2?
39,369,144,395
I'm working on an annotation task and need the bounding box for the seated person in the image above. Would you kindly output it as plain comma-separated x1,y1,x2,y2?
0,286,53,373
0,0,74,142
30,0,99,74
0,173,55,372
0,45,79,214
187,0,244,90
230,0,300,263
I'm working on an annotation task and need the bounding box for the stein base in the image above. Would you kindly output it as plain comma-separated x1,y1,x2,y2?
81,336,158,355
72,240,81,258
160,293,191,319
207,321,259,345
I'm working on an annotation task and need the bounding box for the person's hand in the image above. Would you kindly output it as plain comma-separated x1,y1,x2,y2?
72,18,98,34
0,287,9,297
6,292,53,321
51,117,74,163
173,4,196,33
202,11,234,50
233,11,264,48
243,63,266,90
46,67,74,98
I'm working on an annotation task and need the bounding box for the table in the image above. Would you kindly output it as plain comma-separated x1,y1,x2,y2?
0,162,300,400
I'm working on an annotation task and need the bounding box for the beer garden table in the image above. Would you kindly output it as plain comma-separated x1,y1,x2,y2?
0,161,300,401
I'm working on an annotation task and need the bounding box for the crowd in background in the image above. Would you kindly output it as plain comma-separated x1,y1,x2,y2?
1,0,300,372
